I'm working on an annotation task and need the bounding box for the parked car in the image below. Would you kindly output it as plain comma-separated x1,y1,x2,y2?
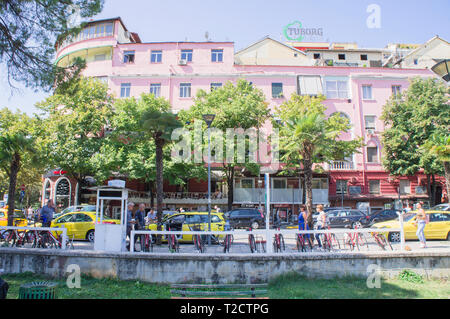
429,204,450,212
313,207,351,222
372,210,450,242
319,209,370,229
225,208,265,229
0,208,27,227
54,204,97,219
368,209,401,225
49,211,120,242
146,212,226,242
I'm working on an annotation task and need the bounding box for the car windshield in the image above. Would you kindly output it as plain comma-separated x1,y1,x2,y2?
430,204,448,211
403,213,415,222
12,210,26,219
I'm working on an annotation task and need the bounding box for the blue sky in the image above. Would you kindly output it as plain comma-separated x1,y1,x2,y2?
1,0,449,115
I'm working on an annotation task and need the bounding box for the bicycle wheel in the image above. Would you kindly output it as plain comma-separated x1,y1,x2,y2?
249,235,256,253
379,234,393,251
330,233,341,250
373,233,385,250
296,235,305,252
279,234,285,252
356,233,369,251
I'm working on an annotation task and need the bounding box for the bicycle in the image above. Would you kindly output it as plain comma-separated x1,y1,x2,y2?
0,228,31,247
39,228,74,249
272,223,285,253
223,233,233,253
296,232,313,252
167,224,180,253
190,224,206,253
343,225,368,251
370,231,393,251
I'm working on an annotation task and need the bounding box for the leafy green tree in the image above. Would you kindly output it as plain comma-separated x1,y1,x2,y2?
0,0,103,90
381,78,450,204
422,133,450,203
275,94,362,224
179,79,270,210
36,77,113,205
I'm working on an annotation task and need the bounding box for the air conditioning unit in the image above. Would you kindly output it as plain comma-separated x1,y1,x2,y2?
367,129,375,136
178,59,188,65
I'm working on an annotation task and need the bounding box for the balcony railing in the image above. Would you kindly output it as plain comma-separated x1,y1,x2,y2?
329,161,354,170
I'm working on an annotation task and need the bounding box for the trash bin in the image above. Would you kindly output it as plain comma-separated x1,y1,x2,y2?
19,281,57,299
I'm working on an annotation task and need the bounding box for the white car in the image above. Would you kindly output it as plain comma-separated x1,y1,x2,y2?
429,204,450,211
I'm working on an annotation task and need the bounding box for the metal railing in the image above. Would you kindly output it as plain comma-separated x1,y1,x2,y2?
0,226,68,250
130,224,405,254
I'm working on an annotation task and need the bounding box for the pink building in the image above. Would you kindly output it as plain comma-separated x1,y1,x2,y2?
47,17,446,216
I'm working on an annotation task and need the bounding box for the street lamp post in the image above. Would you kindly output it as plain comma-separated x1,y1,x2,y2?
203,114,215,246
258,178,263,211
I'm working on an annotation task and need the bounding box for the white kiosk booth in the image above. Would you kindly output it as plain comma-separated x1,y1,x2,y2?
92,180,129,252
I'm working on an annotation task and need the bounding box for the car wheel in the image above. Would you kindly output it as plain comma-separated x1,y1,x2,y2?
86,230,95,242
352,221,363,229
447,232,450,241
388,232,401,243
251,221,260,230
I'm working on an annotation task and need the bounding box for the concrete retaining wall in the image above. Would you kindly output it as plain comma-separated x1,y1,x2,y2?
1,248,449,283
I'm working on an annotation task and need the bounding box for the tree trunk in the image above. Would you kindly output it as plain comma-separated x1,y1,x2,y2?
444,162,450,204
226,166,234,211
303,154,313,228
155,136,164,244
7,153,21,226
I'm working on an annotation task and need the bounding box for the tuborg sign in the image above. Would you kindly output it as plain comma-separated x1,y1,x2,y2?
284,20,324,42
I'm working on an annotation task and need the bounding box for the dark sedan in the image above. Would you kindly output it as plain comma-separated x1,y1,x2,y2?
225,208,265,229
322,209,371,229
368,209,400,225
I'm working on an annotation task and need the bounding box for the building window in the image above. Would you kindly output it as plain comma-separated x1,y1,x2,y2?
364,115,376,130
150,83,161,98
210,83,222,91
236,178,254,188
181,49,193,62
336,180,348,194
367,146,378,163
298,75,323,96
123,51,135,63
313,53,321,59
120,83,131,98
413,59,418,65
312,178,328,189
369,180,380,194
325,78,349,99
55,178,71,209
360,54,368,61
151,50,162,63
338,54,346,60
272,179,287,189
272,83,283,98
211,49,223,62
362,85,373,100
399,180,410,194
94,54,106,61
392,85,402,98
179,83,191,98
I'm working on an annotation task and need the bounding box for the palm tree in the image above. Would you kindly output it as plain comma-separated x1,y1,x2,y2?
423,134,450,203
276,94,361,226
0,133,36,226
140,94,182,240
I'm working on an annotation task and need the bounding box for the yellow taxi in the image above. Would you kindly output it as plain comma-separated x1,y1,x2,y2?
372,210,450,242
0,208,28,227
49,211,120,242
146,211,226,243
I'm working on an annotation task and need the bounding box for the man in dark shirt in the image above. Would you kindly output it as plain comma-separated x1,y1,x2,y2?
40,200,55,227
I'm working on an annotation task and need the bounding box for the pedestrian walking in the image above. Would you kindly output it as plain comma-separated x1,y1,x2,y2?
414,202,428,248
40,199,55,227
314,204,327,250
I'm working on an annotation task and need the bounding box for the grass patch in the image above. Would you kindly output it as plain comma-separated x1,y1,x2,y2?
2,271,449,299
3,272,171,299
268,272,450,299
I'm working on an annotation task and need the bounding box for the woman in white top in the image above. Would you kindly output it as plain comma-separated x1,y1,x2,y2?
315,204,327,249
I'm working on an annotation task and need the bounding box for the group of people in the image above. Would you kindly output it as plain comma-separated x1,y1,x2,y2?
298,202,429,250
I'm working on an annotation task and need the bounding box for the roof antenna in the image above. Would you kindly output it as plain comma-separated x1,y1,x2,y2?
205,31,210,42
